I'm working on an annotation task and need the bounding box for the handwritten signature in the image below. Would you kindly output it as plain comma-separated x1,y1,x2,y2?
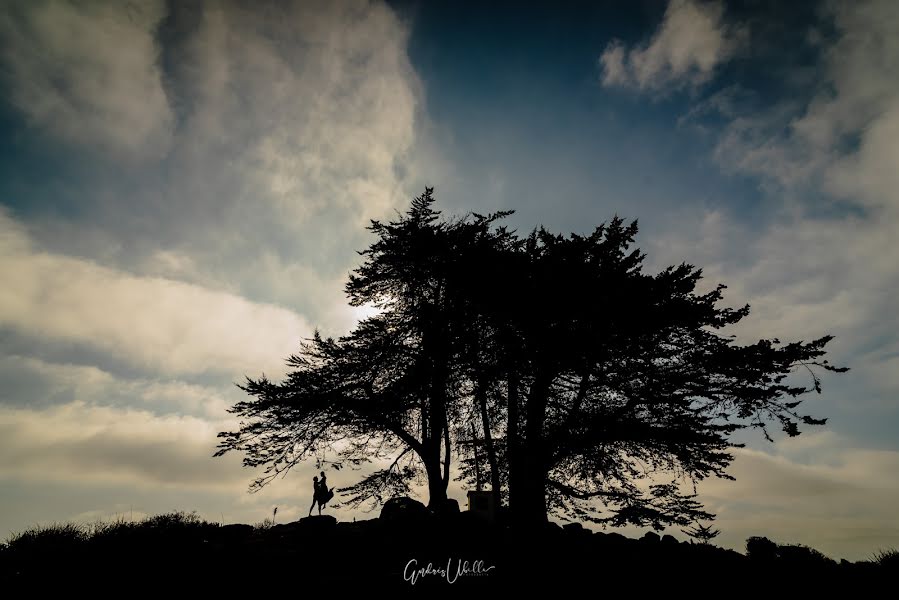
403,558,496,584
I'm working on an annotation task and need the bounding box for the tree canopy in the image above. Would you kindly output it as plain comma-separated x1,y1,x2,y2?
215,188,847,528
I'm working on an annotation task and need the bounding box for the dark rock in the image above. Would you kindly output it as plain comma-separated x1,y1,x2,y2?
563,522,591,537
661,534,679,545
641,531,661,543
296,515,337,533
433,498,460,517
379,497,430,524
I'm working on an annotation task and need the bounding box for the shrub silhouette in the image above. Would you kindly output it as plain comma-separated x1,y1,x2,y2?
6,522,86,554
777,543,836,568
0,512,894,589
873,548,899,571
746,536,778,561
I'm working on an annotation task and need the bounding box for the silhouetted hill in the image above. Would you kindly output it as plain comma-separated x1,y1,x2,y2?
1,506,894,592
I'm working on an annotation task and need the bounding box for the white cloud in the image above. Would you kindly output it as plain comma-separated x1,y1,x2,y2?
0,397,445,530
0,401,243,490
174,0,419,225
655,0,899,396
700,437,899,560
0,354,240,418
711,1,899,196
641,3,899,559
0,208,311,377
0,0,173,158
600,0,743,92
6,0,422,331
0,0,426,540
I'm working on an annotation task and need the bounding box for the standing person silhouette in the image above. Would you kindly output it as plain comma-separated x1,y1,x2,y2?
308,476,320,516
319,471,334,507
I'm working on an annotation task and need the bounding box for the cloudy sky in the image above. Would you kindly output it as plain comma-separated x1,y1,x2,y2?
1,0,897,560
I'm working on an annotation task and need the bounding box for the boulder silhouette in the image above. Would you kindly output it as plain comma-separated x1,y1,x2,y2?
563,522,592,538
661,534,679,545
641,531,661,543
379,497,430,524
296,515,337,533
563,522,584,533
433,498,460,517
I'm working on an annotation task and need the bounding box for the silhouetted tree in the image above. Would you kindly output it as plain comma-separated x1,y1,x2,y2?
746,536,778,561
213,317,422,504
682,521,720,544
215,190,514,509
216,189,846,526
473,219,847,528
441,215,521,513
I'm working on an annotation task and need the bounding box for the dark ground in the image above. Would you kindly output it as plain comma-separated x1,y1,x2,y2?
1,507,894,593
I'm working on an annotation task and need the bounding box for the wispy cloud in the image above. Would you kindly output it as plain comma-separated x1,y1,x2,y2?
0,0,423,539
663,0,899,366
0,1,173,158
0,208,311,378
600,0,744,93
701,434,899,559
0,401,243,490
1,0,421,328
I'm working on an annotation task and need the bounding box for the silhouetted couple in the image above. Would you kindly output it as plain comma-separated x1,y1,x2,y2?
309,470,334,516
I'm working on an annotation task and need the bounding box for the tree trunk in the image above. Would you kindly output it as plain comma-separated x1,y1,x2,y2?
506,371,520,522
515,468,548,527
442,415,451,491
511,372,551,528
477,377,502,510
424,386,449,510
424,452,448,508
422,302,451,510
